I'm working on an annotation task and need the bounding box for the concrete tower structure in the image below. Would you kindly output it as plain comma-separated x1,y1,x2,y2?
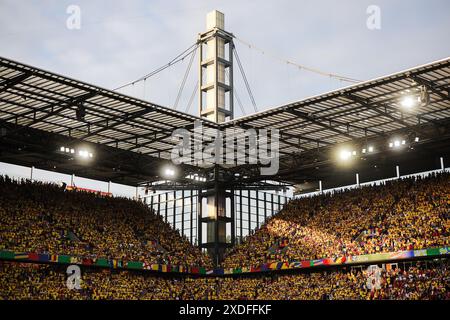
198,10,234,123
197,11,235,264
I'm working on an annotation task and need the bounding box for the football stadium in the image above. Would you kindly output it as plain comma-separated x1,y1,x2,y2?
0,2,449,306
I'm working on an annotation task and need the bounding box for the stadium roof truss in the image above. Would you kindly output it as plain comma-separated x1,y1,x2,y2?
0,56,450,186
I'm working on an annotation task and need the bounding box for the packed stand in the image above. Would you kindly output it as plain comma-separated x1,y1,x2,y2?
223,173,450,269
0,176,212,269
0,259,448,300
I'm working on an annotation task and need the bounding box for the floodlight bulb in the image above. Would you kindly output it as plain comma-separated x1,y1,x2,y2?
400,96,416,109
339,150,351,161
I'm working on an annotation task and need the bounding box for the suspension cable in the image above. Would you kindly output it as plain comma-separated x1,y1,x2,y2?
174,46,197,110
235,37,361,83
233,46,258,113
113,42,199,91
184,80,199,114
225,69,246,116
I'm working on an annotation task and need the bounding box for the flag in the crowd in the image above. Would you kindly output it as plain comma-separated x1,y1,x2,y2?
213,268,224,275
233,268,242,274
269,262,278,270
301,260,311,268
151,264,159,271
82,258,93,266
191,267,199,274
14,252,29,260
28,253,39,261
312,259,324,266
261,264,269,272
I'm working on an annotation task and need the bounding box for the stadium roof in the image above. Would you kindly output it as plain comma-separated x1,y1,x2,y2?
1,55,450,188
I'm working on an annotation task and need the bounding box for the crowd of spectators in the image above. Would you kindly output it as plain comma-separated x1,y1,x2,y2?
0,172,448,300
0,260,448,300
0,176,212,269
223,173,449,269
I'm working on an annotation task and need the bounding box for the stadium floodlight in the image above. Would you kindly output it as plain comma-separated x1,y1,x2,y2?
162,166,176,178
65,147,70,153
352,150,357,156
414,137,420,142
394,140,401,147
77,149,92,159
339,149,352,161
400,95,419,109
368,146,374,153
70,149,75,154
389,142,394,148
362,148,366,154
401,140,406,145
60,146,65,152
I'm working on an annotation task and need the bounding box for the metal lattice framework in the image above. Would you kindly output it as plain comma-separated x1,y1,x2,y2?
1,55,450,186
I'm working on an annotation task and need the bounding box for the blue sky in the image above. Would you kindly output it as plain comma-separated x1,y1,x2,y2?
0,0,449,194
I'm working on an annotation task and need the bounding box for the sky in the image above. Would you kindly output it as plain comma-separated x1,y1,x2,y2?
1,0,449,116
0,0,449,194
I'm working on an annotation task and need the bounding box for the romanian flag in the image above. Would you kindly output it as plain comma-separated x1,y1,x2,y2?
50,254,58,262
281,262,289,269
